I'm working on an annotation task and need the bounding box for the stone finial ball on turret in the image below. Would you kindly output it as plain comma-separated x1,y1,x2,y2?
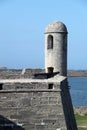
45,21,68,76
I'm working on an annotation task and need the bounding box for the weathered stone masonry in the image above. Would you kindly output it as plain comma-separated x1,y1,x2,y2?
0,78,74,130
0,21,78,130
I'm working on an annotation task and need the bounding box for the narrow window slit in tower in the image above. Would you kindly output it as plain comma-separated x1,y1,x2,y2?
47,35,53,49
0,83,3,90
48,84,54,89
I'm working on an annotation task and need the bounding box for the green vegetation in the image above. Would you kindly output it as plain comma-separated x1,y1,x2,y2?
75,114,87,130
78,128,87,130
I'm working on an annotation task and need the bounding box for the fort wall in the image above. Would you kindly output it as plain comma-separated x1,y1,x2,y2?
0,21,78,130
0,78,70,130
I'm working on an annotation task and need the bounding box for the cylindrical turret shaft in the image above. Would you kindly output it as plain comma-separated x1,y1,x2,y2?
45,21,68,76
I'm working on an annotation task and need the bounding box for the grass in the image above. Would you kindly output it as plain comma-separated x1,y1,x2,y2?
75,114,87,130
78,128,87,130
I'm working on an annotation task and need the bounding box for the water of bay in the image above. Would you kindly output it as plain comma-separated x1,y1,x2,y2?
68,77,87,107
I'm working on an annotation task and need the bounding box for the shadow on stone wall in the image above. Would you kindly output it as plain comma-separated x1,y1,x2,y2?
0,115,25,130
60,80,78,130
34,71,60,79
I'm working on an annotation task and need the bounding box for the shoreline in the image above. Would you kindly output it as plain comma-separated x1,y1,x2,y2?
74,107,87,115
67,70,87,77
0,68,87,78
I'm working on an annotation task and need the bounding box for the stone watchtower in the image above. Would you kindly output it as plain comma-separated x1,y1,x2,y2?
45,21,67,76
44,21,78,130
0,21,78,130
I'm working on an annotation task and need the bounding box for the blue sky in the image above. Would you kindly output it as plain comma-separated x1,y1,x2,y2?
0,0,87,69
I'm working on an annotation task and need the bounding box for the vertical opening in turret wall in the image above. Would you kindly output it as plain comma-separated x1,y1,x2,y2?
47,35,53,49
47,67,54,73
